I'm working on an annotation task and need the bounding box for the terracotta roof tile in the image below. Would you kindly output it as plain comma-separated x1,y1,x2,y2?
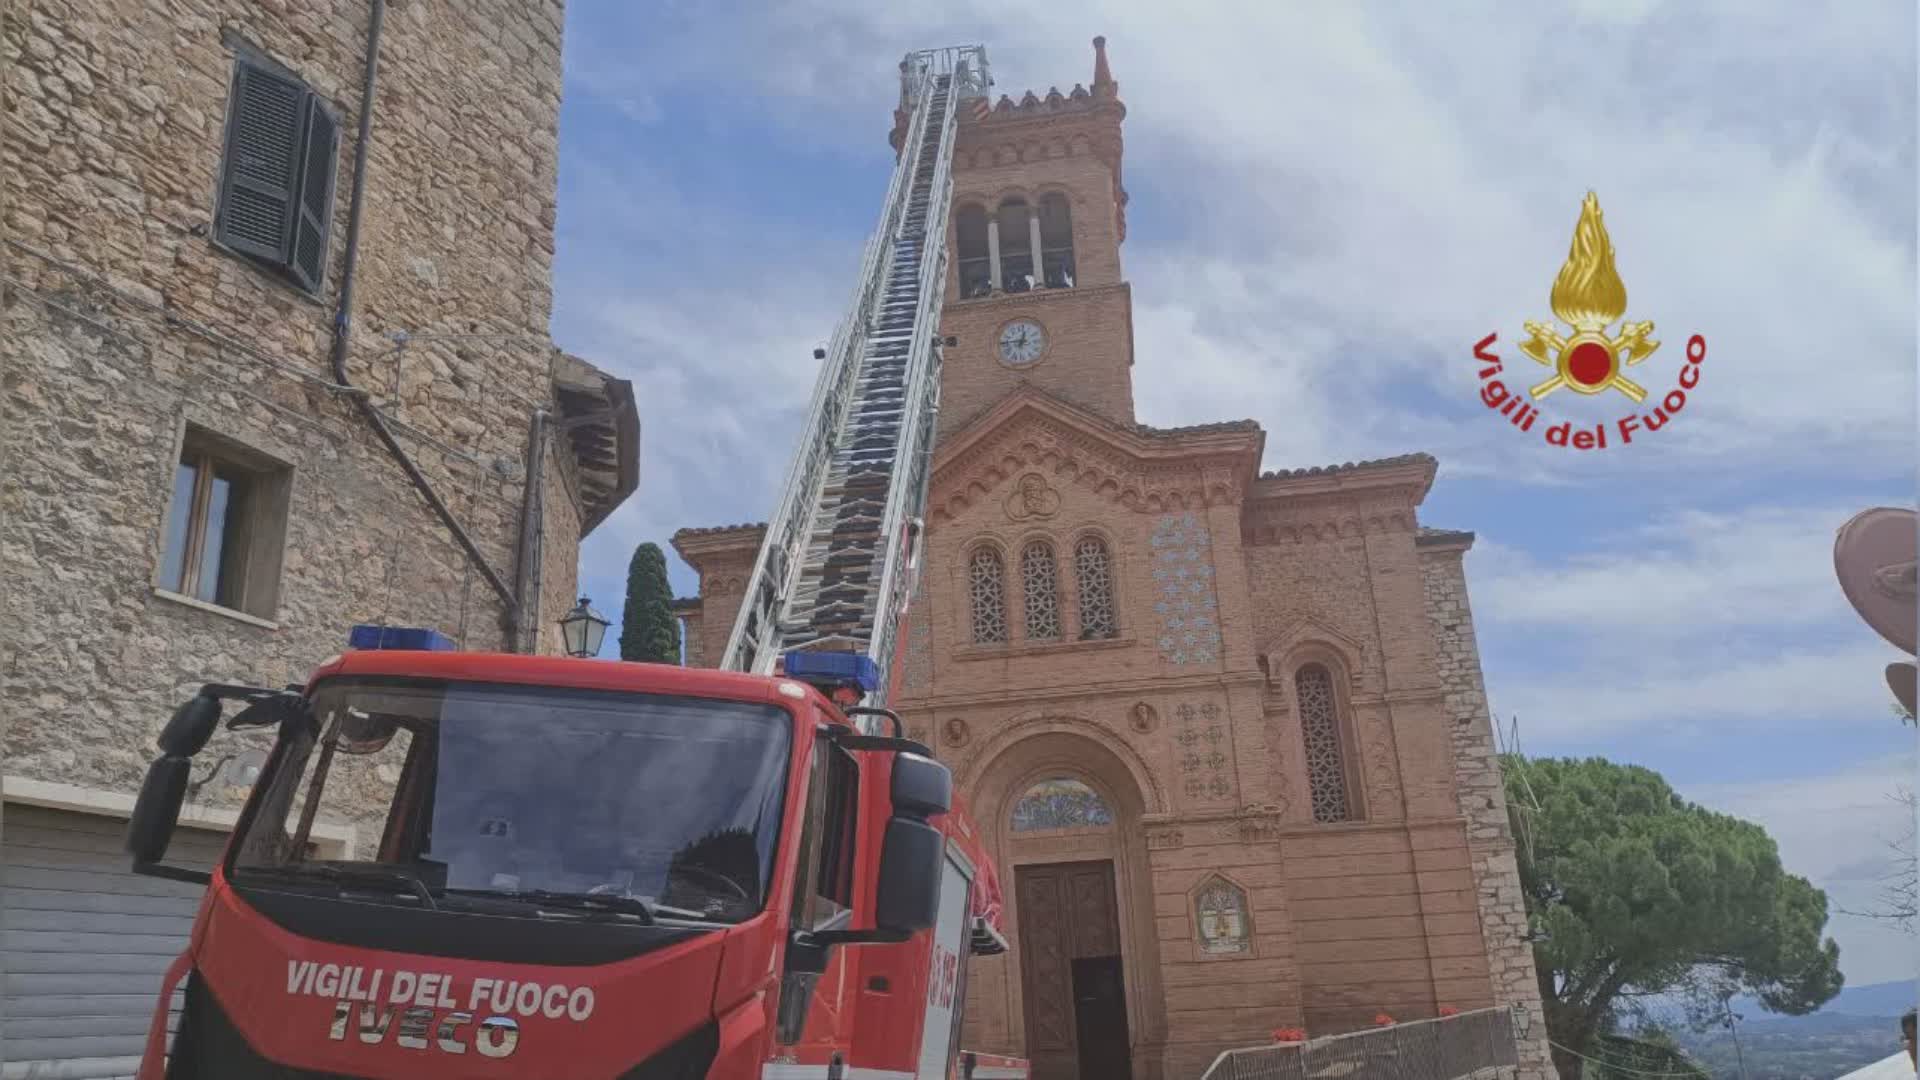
1132,419,1262,438
670,522,766,540
1259,452,1436,480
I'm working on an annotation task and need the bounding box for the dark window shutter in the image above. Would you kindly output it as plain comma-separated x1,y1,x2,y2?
289,95,339,293
215,60,307,265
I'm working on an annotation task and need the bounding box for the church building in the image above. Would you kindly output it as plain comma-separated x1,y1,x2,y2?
671,38,1552,1080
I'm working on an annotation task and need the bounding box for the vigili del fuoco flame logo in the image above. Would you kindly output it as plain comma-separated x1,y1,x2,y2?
1474,191,1706,450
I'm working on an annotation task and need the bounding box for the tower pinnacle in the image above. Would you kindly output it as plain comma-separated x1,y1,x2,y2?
1092,35,1115,98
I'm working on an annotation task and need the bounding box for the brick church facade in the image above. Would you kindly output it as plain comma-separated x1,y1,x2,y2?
671,39,1552,1080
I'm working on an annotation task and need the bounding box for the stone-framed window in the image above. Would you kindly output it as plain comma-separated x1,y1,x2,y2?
1295,663,1356,824
213,49,341,295
967,546,1009,644
1010,778,1113,832
1021,541,1062,642
1073,535,1116,640
157,424,294,621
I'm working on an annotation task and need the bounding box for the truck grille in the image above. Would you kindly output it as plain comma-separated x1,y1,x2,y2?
167,971,718,1079
168,973,361,1078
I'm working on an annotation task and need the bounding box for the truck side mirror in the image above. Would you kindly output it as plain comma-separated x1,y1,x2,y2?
126,692,223,884
126,756,192,867
874,752,952,936
158,694,221,756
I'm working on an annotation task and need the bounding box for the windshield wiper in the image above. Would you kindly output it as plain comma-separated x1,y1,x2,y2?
238,864,438,911
442,888,656,925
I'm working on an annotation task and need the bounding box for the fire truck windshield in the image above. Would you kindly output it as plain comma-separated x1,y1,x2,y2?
229,678,793,924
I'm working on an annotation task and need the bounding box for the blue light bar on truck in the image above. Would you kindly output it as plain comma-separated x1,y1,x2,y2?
781,651,880,694
348,625,457,651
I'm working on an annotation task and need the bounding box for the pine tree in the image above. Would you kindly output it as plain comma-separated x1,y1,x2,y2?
619,542,680,664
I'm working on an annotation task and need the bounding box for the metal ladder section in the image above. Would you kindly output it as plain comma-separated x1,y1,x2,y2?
720,46,991,704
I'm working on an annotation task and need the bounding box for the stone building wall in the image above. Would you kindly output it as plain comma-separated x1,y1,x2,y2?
1,0,627,819
1420,537,1555,1079
535,426,586,654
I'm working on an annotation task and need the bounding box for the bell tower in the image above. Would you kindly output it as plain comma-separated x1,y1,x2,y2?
892,37,1135,440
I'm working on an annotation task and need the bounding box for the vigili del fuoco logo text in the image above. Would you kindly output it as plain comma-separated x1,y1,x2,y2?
1474,191,1706,451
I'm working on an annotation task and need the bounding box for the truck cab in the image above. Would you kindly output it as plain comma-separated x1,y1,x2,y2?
125,632,1022,1079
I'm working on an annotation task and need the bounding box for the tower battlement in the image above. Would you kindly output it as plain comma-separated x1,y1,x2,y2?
892,38,1126,231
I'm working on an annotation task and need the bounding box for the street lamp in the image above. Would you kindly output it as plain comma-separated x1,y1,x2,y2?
558,597,610,658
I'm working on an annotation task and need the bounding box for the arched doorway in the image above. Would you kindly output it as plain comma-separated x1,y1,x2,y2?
963,728,1165,1080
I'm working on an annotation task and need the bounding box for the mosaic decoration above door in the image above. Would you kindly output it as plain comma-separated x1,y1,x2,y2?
1011,778,1115,832
1150,511,1221,664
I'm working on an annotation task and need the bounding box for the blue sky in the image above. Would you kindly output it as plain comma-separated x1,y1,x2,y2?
546,3,1917,985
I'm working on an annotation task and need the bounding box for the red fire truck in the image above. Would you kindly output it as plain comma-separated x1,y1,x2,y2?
125,41,1022,1080
124,642,1026,1078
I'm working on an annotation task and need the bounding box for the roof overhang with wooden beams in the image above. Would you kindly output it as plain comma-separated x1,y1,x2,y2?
551,351,639,537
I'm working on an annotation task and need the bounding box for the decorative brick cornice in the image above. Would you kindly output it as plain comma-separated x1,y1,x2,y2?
669,523,763,570
1241,500,1420,546
1416,526,1476,553
1253,453,1437,498
896,669,1266,712
931,385,1264,522
943,280,1127,315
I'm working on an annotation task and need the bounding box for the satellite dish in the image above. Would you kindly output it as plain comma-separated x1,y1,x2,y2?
1888,661,1916,718
1833,507,1916,655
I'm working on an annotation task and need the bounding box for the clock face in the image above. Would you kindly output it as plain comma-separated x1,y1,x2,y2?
998,319,1047,366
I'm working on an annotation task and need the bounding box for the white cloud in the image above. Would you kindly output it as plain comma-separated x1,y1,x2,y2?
1489,641,1909,743
1469,503,1912,741
1688,754,1918,986
564,0,1913,480
1471,505,1884,636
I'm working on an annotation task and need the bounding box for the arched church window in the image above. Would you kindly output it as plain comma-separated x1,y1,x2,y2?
996,198,1035,292
968,546,1009,644
1295,664,1353,823
1010,777,1113,832
954,203,992,299
1039,192,1075,288
1074,536,1116,640
1021,541,1062,642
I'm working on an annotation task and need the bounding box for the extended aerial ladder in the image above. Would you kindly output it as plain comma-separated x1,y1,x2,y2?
720,46,991,706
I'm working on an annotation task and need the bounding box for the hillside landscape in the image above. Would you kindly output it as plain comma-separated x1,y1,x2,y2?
1648,981,1914,1079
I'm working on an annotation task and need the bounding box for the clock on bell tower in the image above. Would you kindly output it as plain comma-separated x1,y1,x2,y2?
889,36,1137,443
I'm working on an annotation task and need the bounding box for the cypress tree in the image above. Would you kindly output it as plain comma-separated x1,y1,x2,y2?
619,542,680,663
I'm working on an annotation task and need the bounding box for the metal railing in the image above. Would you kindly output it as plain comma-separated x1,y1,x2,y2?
1200,1007,1521,1080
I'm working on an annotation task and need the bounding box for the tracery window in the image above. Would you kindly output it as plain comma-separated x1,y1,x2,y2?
968,547,1008,644
1021,541,1062,641
1074,536,1116,640
1295,664,1352,823
1011,778,1113,832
